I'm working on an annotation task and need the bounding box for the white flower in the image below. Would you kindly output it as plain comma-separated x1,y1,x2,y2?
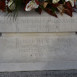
8,0,16,11
65,0,74,7
52,0,60,4
25,0,39,11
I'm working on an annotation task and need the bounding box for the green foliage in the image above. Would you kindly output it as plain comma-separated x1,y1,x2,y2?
11,0,23,18
14,0,23,12
62,0,65,3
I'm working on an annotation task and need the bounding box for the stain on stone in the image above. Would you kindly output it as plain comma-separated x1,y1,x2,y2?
0,33,2,37
75,32,77,35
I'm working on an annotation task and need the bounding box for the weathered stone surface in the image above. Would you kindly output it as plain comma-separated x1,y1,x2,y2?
0,11,77,32
0,33,77,71
0,70,77,77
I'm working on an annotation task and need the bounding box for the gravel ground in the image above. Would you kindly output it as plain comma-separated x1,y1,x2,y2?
0,70,77,77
